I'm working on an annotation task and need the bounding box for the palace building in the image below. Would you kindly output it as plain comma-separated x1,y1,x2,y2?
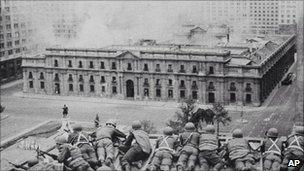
22,34,296,106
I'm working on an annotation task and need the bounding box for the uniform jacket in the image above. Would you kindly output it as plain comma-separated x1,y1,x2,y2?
125,130,152,154
96,125,126,140
262,137,285,156
286,134,304,152
155,135,178,152
227,138,250,160
57,144,87,168
199,133,219,151
179,131,200,148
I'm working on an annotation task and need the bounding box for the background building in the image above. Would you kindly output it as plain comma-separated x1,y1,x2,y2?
22,34,296,106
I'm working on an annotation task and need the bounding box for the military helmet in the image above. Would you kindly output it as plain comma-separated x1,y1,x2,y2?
266,128,278,138
185,122,195,131
294,126,304,135
163,126,173,135
132,120,142,130
54,135,68,145
232,129,243,138
205,125,215,133
106,119,117,128
72,124,83,132
27,158,39,167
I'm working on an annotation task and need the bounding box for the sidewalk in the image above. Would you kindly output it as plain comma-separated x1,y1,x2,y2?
13,91,264,112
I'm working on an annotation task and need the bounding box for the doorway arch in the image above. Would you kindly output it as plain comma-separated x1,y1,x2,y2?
126,80,134,98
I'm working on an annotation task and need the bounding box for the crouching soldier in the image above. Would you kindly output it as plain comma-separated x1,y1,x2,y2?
121,120,152,171
96,119,126,167
281,126,304,171
176,122,200,171
149,126,178,171
260,128,284,171
68,124,98,170
55,135,94,171
198,125,224,171
226,129,255,171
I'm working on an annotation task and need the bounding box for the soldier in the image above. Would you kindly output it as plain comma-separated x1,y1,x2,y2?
149,126,178,171
95,119,126,167
68,124,98,169
55,135,94,171
226,129,255,171
260,128,284,171
281,126,304,171
62,104,68,118
121,120,152,171
176,122,200,171
198,125,224,171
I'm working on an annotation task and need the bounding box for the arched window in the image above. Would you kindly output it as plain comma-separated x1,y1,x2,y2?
78,61,83,68
89,75,94,83
39,72,44,79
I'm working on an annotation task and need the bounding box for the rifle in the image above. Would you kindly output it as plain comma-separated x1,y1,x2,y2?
36,148,58,160
7,161,28,170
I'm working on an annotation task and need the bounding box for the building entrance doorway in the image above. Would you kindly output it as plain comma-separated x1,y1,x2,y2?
126,80,134,98
55,83,60,94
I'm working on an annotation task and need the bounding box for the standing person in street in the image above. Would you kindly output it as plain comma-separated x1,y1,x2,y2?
121,120,152,171
62,104,68,118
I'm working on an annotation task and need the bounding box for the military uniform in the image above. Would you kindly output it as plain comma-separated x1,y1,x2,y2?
177,122,200,171
261,128,284,171
149,127,178,171
226,129,255,171
68,125,98,169
55,136,94,171
281,126,304,171
95,120,126,166
198,125,223,171
121,120,152,171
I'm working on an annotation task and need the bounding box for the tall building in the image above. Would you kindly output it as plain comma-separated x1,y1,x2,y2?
0,1,85,83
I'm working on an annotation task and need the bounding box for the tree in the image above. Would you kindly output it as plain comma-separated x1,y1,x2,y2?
212,102,231,136
166,98,196,134
141,120,157,134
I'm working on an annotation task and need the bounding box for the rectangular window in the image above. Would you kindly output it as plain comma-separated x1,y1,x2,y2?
246,94,252,103
89,61,94,68
127,63,132,70
180,90,185,98
100,76,105,83
168,90,173,98
155,64,161,72
192,91,198,99
143,63,149,71
144,88,149,97
40,82,45,89
90,85,95,92
78,61,83,68
230,93,236,102
167,64,173,72
112,86,117,94
100,61,105,69
208,92,215,103
102,86,105,92
29,81,33,88
180,65,185,73
111,62,116,70
79,84,84,92
69,84,73,91
54,60,58,67
209,66,214,74
68,60,72,67
192,65,198,73
168,79,172,86
156,89,161,97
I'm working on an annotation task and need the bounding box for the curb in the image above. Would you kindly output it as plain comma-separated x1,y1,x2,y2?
0,120,52,149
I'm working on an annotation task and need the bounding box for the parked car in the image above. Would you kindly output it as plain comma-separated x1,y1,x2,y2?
281,72,295,85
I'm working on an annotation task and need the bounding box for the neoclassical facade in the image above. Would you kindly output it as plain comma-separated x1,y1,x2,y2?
22,35,296,106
